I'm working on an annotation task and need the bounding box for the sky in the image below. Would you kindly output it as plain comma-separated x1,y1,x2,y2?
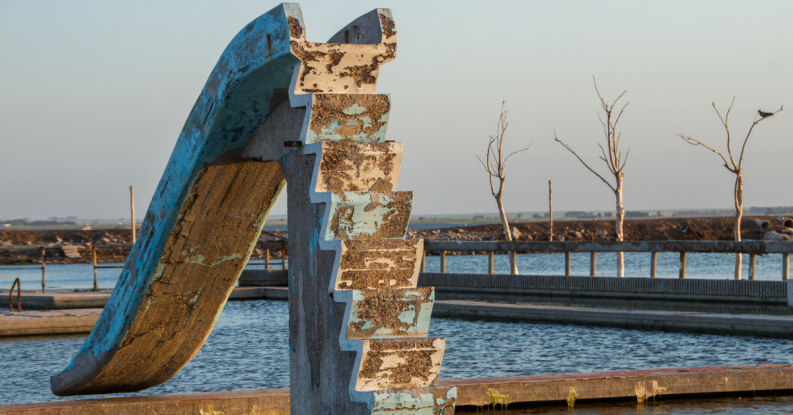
1,0,791,220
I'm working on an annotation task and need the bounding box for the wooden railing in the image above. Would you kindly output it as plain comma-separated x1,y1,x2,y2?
423,240,793,280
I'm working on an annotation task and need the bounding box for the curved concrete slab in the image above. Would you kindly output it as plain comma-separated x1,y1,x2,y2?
51,3,305,396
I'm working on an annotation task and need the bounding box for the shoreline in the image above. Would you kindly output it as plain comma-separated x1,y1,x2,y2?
0,216,786,265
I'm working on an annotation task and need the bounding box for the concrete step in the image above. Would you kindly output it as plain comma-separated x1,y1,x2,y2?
345,287,434,339
314,141,402,193
324,191,412,240
355,338,446,391
335,239,423,290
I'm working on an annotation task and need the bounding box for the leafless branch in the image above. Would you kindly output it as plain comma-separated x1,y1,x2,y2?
738,105,783,169
678,133,732,171
555,131,616,193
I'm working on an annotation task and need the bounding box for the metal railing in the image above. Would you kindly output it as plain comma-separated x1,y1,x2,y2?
256,240,288,270
91,245,131,291
0,246,47,291
422,240,793,280
8,278,21,312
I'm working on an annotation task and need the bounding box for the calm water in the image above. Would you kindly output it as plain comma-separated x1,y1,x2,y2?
2,299,793,405
425,252,787,281
0,251,785,292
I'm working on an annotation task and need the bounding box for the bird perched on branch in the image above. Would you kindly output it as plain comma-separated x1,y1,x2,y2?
758,110,775,118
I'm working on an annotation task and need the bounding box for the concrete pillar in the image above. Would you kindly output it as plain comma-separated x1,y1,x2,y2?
749,254,756,280
651,252,657,278
281,152,370,414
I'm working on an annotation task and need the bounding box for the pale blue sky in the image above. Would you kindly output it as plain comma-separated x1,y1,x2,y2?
1,0,791,219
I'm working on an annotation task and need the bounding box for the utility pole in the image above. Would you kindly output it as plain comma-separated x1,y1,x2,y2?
130,186,136,243
549,180,553,241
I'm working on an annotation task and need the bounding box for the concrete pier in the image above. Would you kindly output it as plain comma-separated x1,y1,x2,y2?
420,272,789,303
2,365,791,414
433,301,793,338
0,309,101,337
0,285,285,311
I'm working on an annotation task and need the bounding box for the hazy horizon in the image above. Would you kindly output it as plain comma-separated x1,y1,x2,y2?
2,0,791,220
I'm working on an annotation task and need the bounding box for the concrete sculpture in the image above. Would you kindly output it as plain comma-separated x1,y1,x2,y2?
52,3,455,414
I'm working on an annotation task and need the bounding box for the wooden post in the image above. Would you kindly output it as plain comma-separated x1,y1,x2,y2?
565,251,571,276
421,250,426,273
749,254,756,280
441,251,446,273
281,245,287,270
651,252,657,278
130,186,136,243
679,252,686,279
549,180,553,242
93,246,98,291
488,251,494,274
783,253,790,281
265,248,270,270
41,246,46,292
590,252,596,277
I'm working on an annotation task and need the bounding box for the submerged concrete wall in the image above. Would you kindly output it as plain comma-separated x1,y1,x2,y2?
420,273,788,303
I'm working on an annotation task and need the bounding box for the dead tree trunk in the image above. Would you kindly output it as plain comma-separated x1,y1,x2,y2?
734,171,743,279
478,101,530,275
679,99,782,280
555,77,630,277
615,173,625,276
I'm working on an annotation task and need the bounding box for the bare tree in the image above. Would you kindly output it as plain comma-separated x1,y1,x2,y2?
478,101,531,275
554,77,630,277
679,99,783,280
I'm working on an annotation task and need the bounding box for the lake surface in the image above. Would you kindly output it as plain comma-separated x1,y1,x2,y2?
2,299,793,405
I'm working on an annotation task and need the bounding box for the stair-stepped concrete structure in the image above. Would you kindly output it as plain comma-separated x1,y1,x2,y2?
50,4,454,414
281,9,455,414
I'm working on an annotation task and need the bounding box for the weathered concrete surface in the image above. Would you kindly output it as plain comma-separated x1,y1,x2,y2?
51,3,304,396
4,366,793,414
346,287,434,339
0,309,101,338
420,273,788,303
287,7,454,413
280,151,371,414
335,240,423,291
315,142,401,192
288,11,396,96
433,301,793,338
